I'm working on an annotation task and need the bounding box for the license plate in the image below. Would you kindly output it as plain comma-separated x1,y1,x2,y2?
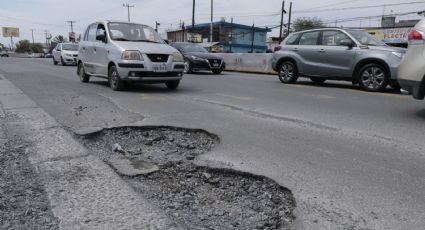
153,64,167,72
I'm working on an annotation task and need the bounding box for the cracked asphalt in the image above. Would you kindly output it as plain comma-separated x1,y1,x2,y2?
1,57,425,229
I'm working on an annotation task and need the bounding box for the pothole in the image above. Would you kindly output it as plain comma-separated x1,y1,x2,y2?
79,126,296,230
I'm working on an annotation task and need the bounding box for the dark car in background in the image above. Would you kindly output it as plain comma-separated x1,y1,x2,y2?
170,42,225,74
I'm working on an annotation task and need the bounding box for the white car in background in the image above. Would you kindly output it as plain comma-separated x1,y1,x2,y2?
398,19,425,100
52,43,79,65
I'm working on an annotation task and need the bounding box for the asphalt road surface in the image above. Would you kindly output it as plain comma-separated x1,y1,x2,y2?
1,57,424,230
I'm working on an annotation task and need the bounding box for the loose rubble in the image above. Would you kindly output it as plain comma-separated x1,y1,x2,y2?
80,126,296,230
0,137,59,230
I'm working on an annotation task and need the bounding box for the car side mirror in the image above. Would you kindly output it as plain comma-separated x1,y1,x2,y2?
96,34,106,43
56,49,61,51
340,39,354,47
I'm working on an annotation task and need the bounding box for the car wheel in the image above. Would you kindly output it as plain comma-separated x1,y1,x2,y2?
310,77,326,84
60,56,66,66
212,69,223,74
278,61,298,84
358,63,388,92
77,62,90,83
53,57,58,65
109,65,125,91
184,59,193,74
165,80,180,90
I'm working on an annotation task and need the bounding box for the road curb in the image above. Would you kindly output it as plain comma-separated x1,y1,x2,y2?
0,75,182,230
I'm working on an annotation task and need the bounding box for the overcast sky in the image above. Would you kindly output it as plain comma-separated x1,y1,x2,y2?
1,0,424,47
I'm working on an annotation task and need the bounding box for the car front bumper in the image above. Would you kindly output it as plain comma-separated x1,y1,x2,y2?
117,62,184,82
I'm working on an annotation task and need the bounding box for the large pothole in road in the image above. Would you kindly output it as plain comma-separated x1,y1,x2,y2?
79,126,296,230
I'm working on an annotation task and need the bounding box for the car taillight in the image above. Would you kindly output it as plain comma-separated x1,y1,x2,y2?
408,30,423,41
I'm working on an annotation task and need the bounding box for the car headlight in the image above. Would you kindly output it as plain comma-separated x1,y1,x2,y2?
122,50,143,60
172,52,184,62
391,52,404,58
191,55,206,61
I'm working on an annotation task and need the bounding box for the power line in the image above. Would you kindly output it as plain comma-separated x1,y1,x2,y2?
294,1,425,13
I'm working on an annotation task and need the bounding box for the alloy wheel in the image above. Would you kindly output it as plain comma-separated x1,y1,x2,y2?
361,66,385,90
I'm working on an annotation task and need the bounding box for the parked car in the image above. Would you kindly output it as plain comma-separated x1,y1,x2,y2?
52,43,79,65
272,28,406,92
170,42,225,74
0,52,9,57
398,19,425,100
77,21,184,90
44,53,53,58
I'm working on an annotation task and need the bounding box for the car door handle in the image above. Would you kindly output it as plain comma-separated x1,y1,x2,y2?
94,48,97,52
318,49,326,53
292,48,299,52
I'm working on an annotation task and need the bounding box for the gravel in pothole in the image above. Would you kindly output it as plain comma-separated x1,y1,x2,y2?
80,127,296,230
79,126,218,164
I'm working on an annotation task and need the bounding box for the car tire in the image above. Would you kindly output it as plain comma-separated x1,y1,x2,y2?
60,56,66,66
358,63,388,92
212,69,223,74
77,62,90,83
165,80,180,90
109,65,125,91
184,59,193,74
310,77,326,84
278,61,298,84
53,57,58,65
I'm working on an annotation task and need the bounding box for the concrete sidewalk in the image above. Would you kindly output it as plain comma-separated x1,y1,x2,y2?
0,75,181,230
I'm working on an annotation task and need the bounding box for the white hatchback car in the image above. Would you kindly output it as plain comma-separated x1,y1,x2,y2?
52,43,79,65
76,21,184,91
398,19,425,100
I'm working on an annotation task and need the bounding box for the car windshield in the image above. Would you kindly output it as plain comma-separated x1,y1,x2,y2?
62,44,79,51
108,22,164,43
346,30,386,46
175,44,208,53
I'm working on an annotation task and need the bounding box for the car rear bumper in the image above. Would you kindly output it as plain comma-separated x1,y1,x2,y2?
398,79,425,100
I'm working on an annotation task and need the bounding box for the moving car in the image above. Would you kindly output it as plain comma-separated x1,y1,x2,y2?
53,43,79,65
398,19,425,100
272,28,406,92
0,51,9,57
170,42,225,74
77,21,184,91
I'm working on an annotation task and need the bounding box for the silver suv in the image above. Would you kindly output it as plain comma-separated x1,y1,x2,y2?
77,21,184,91
272,28,406,92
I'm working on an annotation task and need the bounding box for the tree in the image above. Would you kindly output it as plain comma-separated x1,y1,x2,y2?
52,35,66,44
15,40,44,53
293,17,325,32
15,40,32,53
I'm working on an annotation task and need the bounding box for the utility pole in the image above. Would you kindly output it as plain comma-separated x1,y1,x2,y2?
251,24,255,53
229,17,233,53
192,0,196,34
122,3,134,22
286,2,293,36
67,21,75,33
155,21,160,32
30,29,35,45
278,0,287,43
210,0,213,42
